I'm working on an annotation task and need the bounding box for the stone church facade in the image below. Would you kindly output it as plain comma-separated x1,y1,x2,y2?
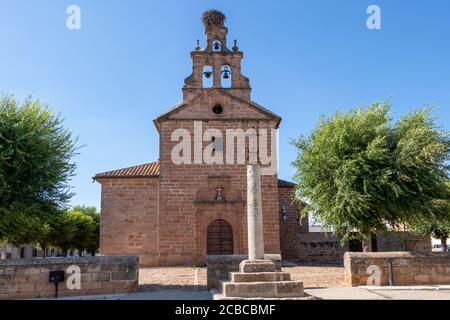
94,11,431,267
94,11,303,267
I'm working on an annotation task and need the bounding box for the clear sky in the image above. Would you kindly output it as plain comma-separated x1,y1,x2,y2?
1,0,449,208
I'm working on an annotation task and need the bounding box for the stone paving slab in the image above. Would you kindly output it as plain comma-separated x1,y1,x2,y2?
39,290,212,300
370,290,450,300
34,286,450,300
305,287,450,300
305,288,386,300
360,285,450,291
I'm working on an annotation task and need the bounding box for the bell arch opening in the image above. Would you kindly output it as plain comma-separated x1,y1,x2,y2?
212,40,222,52
203,66,214,88
221,65,232,88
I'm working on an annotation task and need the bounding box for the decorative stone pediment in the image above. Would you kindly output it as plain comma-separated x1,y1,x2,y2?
193,174,244,205
155,89,281,127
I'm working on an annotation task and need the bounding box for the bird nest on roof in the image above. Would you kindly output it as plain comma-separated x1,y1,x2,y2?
202,10,226,28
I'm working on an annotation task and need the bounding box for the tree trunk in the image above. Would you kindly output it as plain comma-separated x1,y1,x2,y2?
43,241,47,258
441,238,448,253
362,232,373,252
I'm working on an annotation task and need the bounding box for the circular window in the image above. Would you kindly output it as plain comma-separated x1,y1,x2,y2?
213,104,223,115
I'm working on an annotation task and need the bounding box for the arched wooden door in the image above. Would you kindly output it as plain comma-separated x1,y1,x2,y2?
207,219,233,255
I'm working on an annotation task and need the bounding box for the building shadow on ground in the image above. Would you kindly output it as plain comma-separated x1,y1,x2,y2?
283,260,344,267
139,284,208,292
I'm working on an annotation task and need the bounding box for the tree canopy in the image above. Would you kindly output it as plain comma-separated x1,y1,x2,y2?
411,180,450,251
0,94,78,248
291,102,449,248
50,206,100,255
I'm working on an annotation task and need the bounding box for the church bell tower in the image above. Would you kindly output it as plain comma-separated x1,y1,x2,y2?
183,10,251,102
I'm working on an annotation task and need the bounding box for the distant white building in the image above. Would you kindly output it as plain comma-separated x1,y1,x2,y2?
0,244,34,259
308,213,332,233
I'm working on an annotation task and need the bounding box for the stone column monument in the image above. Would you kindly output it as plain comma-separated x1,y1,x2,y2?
213,164,306,299
246,163,264,261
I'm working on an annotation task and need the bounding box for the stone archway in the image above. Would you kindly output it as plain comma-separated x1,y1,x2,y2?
207,219,233,255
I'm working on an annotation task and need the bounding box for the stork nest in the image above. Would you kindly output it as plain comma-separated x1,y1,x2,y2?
202,10,226,28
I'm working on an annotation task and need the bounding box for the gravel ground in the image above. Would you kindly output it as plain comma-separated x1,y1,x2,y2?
139,263,347,292
286,264,347,288
139,267,208,292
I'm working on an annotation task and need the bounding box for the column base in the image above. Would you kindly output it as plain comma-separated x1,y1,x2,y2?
213,259,306,300
239,260,276,273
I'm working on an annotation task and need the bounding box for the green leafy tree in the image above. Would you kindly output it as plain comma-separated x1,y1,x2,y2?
65,206,100,256
48,211,77,255
411,181,450,252
292,103,449,251
83,206,100,255
0,94,78,251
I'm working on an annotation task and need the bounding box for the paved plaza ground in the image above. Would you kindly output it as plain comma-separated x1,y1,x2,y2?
36,263,450,300
138,263,347,292
54,286,450,300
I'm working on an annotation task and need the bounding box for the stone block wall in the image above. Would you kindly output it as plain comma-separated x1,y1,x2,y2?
284,230,431,264
344,252,450,286
206,254,282,289
296,233,348,263
99,178,159,266
159,119,281,266
278,187,309,260
0,256,138,300
376,232,431,252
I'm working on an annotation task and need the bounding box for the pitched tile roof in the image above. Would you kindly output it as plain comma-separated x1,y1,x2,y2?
94,161,296,188
277,179,296,188
94,161,160,180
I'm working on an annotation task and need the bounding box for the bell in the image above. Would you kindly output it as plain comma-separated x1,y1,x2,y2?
222,68,230,79
204,71,212,79
213,42,221,51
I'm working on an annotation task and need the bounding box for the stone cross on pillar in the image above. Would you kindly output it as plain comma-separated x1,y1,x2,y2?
214,163,306,299
215,186,224,201
246,164,264,260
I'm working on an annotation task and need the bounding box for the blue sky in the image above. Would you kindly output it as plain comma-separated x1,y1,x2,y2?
1,0,449,208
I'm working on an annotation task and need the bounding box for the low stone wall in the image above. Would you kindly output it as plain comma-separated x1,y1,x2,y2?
344,252,450,286
376,232,431,252
0,256,139,300
290,232,431,263
206,254,281,289
296,233,348,263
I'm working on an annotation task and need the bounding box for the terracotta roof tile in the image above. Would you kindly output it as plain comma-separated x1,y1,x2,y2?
277,179,296,188
94,162,160,180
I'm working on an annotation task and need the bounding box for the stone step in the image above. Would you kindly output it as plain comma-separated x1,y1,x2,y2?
222,281,304,298
212,292,315,300
230,272,291,283
239,260,275,273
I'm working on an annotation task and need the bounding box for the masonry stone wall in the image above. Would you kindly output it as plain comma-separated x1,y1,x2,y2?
99,178,159,266
206,254,282,289
0,256,138,300
278,187,309,260
158,118,281,266
172,90,268,119
98,120,281,267
296,232,348,263
376,232,431,252
344,252,450,286
276,193,432,264
282,230,431,263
